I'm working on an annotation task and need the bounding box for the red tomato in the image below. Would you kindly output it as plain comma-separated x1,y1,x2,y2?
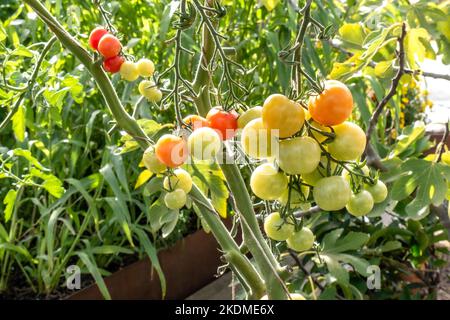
89,27,108,51
206,107,238,140
103,55,125,73
97,34,122,58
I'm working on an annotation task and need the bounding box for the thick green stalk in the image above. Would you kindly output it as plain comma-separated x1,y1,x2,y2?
190,185,265,298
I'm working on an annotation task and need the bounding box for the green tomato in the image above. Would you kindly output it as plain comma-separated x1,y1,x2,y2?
142,147,166,173
138,80,162,102
241,118,277,159
188,127,221,160
136,58,155,77
238,106,263,129
263,212,295,241
342,165,370,183
250,163,288,200
277,137,321,174
286,227,315,252
278,186,310,210
164,189,187,210
365,180,388,203
163,168,193,193
120,61,139,81
313,176,351,211
346,190,374,217
328,122,366,161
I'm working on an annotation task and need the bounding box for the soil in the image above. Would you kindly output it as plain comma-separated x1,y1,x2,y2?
437,250,450,300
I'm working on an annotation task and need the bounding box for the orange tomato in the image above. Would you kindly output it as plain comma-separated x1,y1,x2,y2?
155,134,188,168
308,80,353,126
97,34,122,58
183,115,209,131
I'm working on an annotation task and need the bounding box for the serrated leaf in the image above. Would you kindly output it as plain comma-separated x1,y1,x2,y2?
3,189,17,222
135,170,153,189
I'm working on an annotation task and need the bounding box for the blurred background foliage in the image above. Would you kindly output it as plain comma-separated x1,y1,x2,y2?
0,0,449,299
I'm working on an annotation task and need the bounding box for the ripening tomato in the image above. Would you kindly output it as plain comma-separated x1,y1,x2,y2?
237,106,263,129
136,58,155,77
241,118,277,159
89,27,108,50
342,165,370,183
328,122,366,161
365,180,388,203
120,61,139,81
103,55,125,73
278,186,310,210
187,127,222,160
163,168,193,193
262,94,305,138
142,147,166,173
97,34,122,58
164,189,187,210
286,227,315,252
346,190,374,217
183,115,209,131
138,80,162,102
308,80,353,126
250,163,288,200
206,107,239,140
263,212,295,241
155,134,188,168
277,137,321,174
313,176,351,211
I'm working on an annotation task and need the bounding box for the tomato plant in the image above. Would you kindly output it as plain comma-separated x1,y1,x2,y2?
1,0,449,302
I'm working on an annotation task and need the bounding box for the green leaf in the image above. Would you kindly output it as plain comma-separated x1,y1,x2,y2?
404,28,430,69
188,163,229,218
11,104,25,142
323,230,369,253
90,245,134,255
147,199,169,233
3,189,17,222
389,121,426,157
135,170,153,189
30,168,64,198
132,226,166,298
13,148,45,170
322,254,349,285
381,240,402,252
77,252,111,300
339,23,366,47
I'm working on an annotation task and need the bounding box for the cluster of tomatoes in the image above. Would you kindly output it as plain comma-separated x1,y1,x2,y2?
140,79,388,249
238,80,388,251
141,107,238,210
88,27,162,103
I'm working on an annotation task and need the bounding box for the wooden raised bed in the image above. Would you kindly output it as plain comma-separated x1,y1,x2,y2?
68,220,236,300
